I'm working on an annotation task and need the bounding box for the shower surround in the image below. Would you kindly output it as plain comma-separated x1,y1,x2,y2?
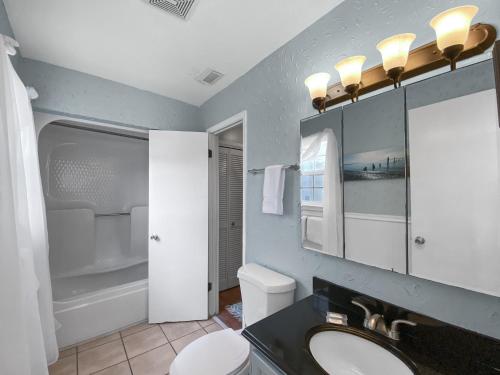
38,121,149,347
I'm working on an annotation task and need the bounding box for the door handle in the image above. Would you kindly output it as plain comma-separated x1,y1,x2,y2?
414,236,425,245
150,234,160,241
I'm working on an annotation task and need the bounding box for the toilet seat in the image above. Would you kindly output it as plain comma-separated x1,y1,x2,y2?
169,329,250,375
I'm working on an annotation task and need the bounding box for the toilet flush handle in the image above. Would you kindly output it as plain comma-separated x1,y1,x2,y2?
150,234,160,241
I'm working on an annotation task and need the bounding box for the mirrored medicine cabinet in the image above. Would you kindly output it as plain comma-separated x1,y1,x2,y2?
299,59,500,297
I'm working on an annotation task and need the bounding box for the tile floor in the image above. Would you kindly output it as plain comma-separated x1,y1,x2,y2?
49,319,224,375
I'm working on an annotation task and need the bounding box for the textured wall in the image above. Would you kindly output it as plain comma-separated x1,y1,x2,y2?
2,0,201,132
0,0,18,67
18,58,202,131
201,0,500,339
0,0,12,37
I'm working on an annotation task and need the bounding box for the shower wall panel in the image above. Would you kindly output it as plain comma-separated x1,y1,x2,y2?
39,124,148,283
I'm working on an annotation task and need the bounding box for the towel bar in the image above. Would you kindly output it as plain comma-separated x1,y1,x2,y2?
248,164,300,175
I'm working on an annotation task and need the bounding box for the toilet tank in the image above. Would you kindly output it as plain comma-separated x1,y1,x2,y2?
237,263,296,327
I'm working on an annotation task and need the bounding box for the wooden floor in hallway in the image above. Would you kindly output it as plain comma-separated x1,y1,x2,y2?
216,286,242,330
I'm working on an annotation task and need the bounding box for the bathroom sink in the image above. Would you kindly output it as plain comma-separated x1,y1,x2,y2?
307,326,416,375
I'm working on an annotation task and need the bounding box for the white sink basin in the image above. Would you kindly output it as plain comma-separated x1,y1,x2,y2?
309,330,414,375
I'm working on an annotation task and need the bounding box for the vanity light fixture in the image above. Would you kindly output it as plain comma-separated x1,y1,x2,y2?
304,6,495,112
376,33,416,88
304,72,331,113
334,55,366,102
430,5,479,70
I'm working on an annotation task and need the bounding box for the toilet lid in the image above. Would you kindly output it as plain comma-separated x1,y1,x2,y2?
170,329,250,375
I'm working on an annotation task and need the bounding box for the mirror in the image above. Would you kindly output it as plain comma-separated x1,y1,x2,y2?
407,89,500,297
300,59,500,297
300,108,343,257
342,88,407,273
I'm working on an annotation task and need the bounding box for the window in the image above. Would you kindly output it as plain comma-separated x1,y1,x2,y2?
301,140,326,204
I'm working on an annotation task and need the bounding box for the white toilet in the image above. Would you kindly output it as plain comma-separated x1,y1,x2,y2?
169,263,296,375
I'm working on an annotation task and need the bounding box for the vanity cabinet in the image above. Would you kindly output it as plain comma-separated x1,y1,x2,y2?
250,349,286,375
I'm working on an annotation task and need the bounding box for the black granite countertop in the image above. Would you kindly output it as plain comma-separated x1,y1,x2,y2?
242,278,500,375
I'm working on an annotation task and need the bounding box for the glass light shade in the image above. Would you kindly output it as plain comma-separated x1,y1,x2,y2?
334,56,366,87
376,33,416,71
304,73,331,100
430,5,478,51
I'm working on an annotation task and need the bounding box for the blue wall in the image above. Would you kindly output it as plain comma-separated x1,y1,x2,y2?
200,0,500,339
0,0,12,37
18,58,201,131
0,0,18,67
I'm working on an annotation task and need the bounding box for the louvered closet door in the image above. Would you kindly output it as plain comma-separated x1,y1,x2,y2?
219,147,243,291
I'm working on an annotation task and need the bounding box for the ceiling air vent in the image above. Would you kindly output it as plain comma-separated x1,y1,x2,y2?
148,0,197,20
196,69,224,86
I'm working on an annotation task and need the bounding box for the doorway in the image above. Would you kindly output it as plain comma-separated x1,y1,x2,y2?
218,126,243,291
217,125,243,329
207,111,247,330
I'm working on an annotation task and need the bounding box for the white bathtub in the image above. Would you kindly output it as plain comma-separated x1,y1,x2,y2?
54,278,148,348
38,120,150,348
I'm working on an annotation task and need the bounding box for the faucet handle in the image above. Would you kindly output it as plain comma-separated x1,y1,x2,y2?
389,319,417,340
351,300,372,329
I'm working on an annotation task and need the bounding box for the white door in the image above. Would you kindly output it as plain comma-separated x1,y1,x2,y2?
149,131,209,323
408,89,500,297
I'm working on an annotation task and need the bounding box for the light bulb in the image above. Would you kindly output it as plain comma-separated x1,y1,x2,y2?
377,33,416,71
430,5,478,70
334,55,366,87
376,33,416,88
334,55,366,102
304,72,330,100
304,73,331,113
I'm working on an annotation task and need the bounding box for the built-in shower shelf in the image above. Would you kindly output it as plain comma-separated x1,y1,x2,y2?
95,212,131,217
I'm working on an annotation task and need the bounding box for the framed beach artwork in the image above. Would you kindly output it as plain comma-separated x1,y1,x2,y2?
343,147,405,181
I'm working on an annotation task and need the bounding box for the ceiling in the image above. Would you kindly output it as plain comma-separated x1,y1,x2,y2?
4,0,344,106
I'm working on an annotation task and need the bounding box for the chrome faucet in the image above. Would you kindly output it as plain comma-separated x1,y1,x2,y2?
351,300,416,340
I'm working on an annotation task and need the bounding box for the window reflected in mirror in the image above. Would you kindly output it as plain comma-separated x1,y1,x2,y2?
300,109,343,257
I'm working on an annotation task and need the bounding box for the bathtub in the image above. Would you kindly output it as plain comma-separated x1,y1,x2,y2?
37,119,150,348
53,278,148,348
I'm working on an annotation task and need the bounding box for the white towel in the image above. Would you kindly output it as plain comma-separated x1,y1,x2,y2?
262,165,286,215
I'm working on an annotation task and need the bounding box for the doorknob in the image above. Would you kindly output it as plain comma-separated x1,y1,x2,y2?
150,234,160,241
414,236,425,245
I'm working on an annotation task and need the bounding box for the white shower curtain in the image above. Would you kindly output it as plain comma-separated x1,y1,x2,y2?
0,35,58,374
301,128,343,256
